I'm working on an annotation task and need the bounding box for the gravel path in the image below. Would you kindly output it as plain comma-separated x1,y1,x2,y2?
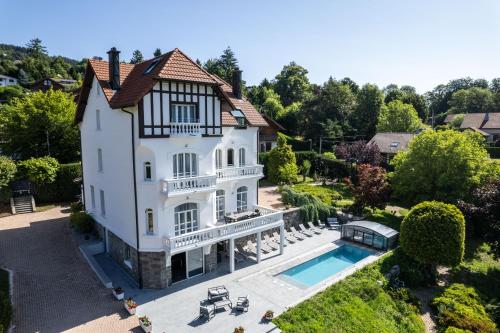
0,206,140,333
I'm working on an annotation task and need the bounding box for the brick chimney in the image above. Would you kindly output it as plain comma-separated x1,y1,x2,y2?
232,69,242,99
107,47,121,90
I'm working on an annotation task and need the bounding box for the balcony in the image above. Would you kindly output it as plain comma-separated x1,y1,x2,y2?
216,165,264,182
161,175,217,197
165,206,283,255
170,122,201,136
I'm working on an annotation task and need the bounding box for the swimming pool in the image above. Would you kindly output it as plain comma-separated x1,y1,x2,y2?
280,245,372,287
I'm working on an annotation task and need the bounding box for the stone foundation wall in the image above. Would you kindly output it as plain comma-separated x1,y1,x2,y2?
283,207,302,228
140,251,167,289
107,230,139,281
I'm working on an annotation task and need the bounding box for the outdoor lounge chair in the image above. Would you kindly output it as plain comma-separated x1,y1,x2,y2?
235,296,249,312
208,286,229,301
234,251,245,263
246,240,272,254
316,219,326,229
287,228,305,240
296,224,314,237
236,243,252,258
199,302,215,321
264,234,280,250
306,222,323,234
273,231,292,244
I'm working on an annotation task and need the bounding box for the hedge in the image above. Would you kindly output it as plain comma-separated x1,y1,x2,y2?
69,211,94,234
486,147,500,159
35,162,81,203
0,269,11,333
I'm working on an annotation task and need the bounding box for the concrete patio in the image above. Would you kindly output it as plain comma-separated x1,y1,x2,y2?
97,228,383,333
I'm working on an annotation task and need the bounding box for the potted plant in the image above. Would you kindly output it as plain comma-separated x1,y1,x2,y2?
234,326,245,333
112,287,124,300
139,315,152,332
264,309,274,321
124,297,138,315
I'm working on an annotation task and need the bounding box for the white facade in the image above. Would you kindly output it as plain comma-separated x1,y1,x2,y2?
0,75,18,87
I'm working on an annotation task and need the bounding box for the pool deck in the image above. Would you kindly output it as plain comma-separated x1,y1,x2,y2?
98,229,384,333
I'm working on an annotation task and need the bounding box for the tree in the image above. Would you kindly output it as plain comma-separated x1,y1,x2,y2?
352,164,389,211
153,48,162,57
17,156,59,185
273,62,312,106
260,87,284,118
130,50,144,64
0,90,79,163
377,100,423,133
203,47,239,83
335,140,382,166
350,84,384,138
390,129,498,204
448,87,495,114
458,179,500,258
276,102,303,136
400,201,465,268
26,38,47,57
0,85,25,103
0,156,17,189
267,135,298,184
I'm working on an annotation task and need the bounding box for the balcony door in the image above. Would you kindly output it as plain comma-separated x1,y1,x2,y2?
173,153,197,179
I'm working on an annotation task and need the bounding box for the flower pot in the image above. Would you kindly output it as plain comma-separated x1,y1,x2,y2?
140,321,152,332
124,303,136,315
113,290,124,300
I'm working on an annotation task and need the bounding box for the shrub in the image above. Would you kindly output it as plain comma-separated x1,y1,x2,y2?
444,327,473,333
35,163,81,203
70,201,83,213
69,211,94,234
268,135,298,184
380,248,434,287
432,284,497,333
259,152,270,177
281,186,332,222
0,156,16,190
400,201,465,268
322,152,336,160
352,164,390,211
17,156,59,185
299,160,311,182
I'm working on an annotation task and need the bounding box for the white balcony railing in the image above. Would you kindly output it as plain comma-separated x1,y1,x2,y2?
170,122,201,136
161,175,217,196
216,165,264,181
165,205,283,254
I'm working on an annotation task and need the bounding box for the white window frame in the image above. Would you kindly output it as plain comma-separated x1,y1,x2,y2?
171,104,198,123
96,109,101,130
99,190,106,216
227,148,234,167
97,148,103,172
174,203,199,236
173,153,197,179
237,186,248,213
90,185,95,209
215,149,222,169
216,190,225,221
238,148,246,167
144,161,152,181
145,209,154,235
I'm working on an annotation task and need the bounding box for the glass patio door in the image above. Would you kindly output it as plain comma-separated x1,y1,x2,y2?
187,248,204,278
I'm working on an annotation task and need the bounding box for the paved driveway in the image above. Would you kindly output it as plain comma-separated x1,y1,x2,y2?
0,207,139,333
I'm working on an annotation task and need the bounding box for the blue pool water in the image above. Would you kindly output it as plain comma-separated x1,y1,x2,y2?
280,245,372,287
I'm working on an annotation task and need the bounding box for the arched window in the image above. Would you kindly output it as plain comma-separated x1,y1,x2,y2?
238,148,246,166
173,153,197,178
144,162,152,181
227,148,234,167
216,190,225,221
237,186,248,212
174,203,199,236
145,209,154,234
215,149,222,169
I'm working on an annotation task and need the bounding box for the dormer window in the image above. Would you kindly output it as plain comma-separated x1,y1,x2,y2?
390,142,400,149
231,109,246,128
144,59,161,74
44,80,51,86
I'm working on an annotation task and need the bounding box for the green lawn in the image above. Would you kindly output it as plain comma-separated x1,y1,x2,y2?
366,208,405,231
274,252,424,333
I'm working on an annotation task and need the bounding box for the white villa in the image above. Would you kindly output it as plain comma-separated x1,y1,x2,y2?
0,74,18,87
76,47,285,288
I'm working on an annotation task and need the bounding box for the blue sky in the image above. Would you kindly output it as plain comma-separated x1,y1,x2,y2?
2,0,500,93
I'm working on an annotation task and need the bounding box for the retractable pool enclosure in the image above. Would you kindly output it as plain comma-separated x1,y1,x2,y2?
341,220,398,250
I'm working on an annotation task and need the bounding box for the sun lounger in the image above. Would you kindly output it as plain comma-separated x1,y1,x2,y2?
316,219,326,228
307,222,323,234
273,231,291,244
287,227,304,240
264,234,280,250
297,224,314,237
236,243,252,258
247,240,271,254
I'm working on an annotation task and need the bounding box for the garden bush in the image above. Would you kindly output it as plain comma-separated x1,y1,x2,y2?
444,327,473,333
281,186,332,222
70,201,83,213
380,248,434,287
400,201,465,267
0,156,16,190
69,211,94,234
267,135,298,184
17,156,59,185
432,283,497,333
35,163,81,203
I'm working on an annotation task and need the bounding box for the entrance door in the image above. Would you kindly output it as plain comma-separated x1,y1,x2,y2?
187,248,204,278
171,252,187,283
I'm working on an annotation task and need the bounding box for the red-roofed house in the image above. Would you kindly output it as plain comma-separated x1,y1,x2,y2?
76,47,283,288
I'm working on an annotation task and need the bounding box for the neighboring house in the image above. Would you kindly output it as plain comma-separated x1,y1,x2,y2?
259,113,284,152
32,77,77,92
76,47,284,289
368,132,415,162
0,74,18,87
444,113,500,143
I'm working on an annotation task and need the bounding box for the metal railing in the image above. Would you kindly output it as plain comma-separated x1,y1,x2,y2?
160,175,217,196
170,122,201,136
165,205,283,254
216,165,264,180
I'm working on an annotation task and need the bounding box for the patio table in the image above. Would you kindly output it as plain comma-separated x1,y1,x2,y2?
225,210,261,223
213,299,232,311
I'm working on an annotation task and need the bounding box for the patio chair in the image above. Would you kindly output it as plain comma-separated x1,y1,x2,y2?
199,302,215,321
306,222,323,234
264,234,280,250
235,295,249,312
286,228,304,240
296,225,314,237
273,231,292,244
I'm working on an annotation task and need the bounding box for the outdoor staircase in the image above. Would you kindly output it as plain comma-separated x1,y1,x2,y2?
11,195,35,214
